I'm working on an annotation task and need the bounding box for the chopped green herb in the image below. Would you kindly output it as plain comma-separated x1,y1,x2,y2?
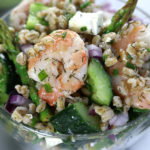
80,26,87,31
113,69,118,76
147,48,150,52
103,55,108,61
15,32,19,42
64,13,74,21
80,1,91,9
126,62,136,70
69,0,72,3
62,32,67,38
30,116,38,127
38,70,48,81
44,83,52,93
127,54,133,60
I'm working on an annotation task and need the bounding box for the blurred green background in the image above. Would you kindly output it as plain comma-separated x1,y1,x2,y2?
0,0,21,16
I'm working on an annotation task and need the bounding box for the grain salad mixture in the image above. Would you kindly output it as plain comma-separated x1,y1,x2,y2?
0,0,150,134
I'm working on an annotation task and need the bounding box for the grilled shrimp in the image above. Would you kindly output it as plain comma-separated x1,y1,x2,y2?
109,22,150,109
28,30,88,106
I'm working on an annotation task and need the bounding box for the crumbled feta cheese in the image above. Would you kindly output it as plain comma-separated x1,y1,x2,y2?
69,11,103,35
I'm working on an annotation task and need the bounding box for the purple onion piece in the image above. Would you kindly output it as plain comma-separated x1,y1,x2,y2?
5,90,31,114
108,134,116,142
19,44,33,54
101,3,117,14
89,105,96,116
86,44,103,60
109,112,129,127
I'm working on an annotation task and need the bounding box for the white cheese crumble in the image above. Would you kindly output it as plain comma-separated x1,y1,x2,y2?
69,11,103,35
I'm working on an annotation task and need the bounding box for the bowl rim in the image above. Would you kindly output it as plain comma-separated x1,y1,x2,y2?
1,0,150,141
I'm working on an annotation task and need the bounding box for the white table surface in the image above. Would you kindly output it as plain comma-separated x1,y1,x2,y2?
127,0,150,150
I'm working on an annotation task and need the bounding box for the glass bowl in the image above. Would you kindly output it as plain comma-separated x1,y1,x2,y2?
1,0,150,150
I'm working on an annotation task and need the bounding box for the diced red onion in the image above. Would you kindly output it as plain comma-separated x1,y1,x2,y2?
101,3,117,14
5,90,31,114
109,112,129,127
19,44,33,54
86,44,103,60
89,105,96,116
108,134,116,142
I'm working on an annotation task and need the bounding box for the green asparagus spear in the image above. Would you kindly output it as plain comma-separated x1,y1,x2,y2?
102,0,138,34
0,54,8,93
0,19,39,105
40,106,53,122
0,19,54,122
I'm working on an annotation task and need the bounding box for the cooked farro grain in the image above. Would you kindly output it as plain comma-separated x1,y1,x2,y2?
58,15,68,29
18,29,40,44
122,67,136,77
16,52,27,66
11,107,28,123
92,35,101,46
105,57,118,67
15,85,29,99
56,98,65,112
65,4,76,14
34,24,48,33
94,106,114,123
28,103,36,114
36,99,46,113
23,114,33,125
113,96,123,108
100,122,109,131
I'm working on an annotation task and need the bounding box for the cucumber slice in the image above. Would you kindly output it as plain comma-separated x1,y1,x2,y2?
88,58,113,106
26,3,49,30
51,102,100,134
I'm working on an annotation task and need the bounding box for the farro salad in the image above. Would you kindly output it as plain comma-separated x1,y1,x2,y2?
0,0,149,134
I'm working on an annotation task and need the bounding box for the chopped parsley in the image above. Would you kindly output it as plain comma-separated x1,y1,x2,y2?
126,62,136,70
113,69,119,76
69,0,72,2
103,55,108,61
127,54,133,60
80,26,87,31
64,13,74,21
15,32,19,42
44,83,52,93
80,1,91,9
147,48,150,52
38,70,48,81
62,32,67,38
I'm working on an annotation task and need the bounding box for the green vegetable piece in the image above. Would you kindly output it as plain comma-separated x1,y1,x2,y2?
147,48,150,52
88,58,113,106
38,70,48,81
40,106,53,122
80,1,91,9
62,32,67,38
127,54,133,60
26,2,48,30
103,0,138,34
44,83,52,93
30,116,39,127
64,13,74,22
126,62,136,70
51,102,100,134
133,108,149,113
103,54,108,62
0,92,8,107
80,26,87,31
113,69,118,76
0,19,39,106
